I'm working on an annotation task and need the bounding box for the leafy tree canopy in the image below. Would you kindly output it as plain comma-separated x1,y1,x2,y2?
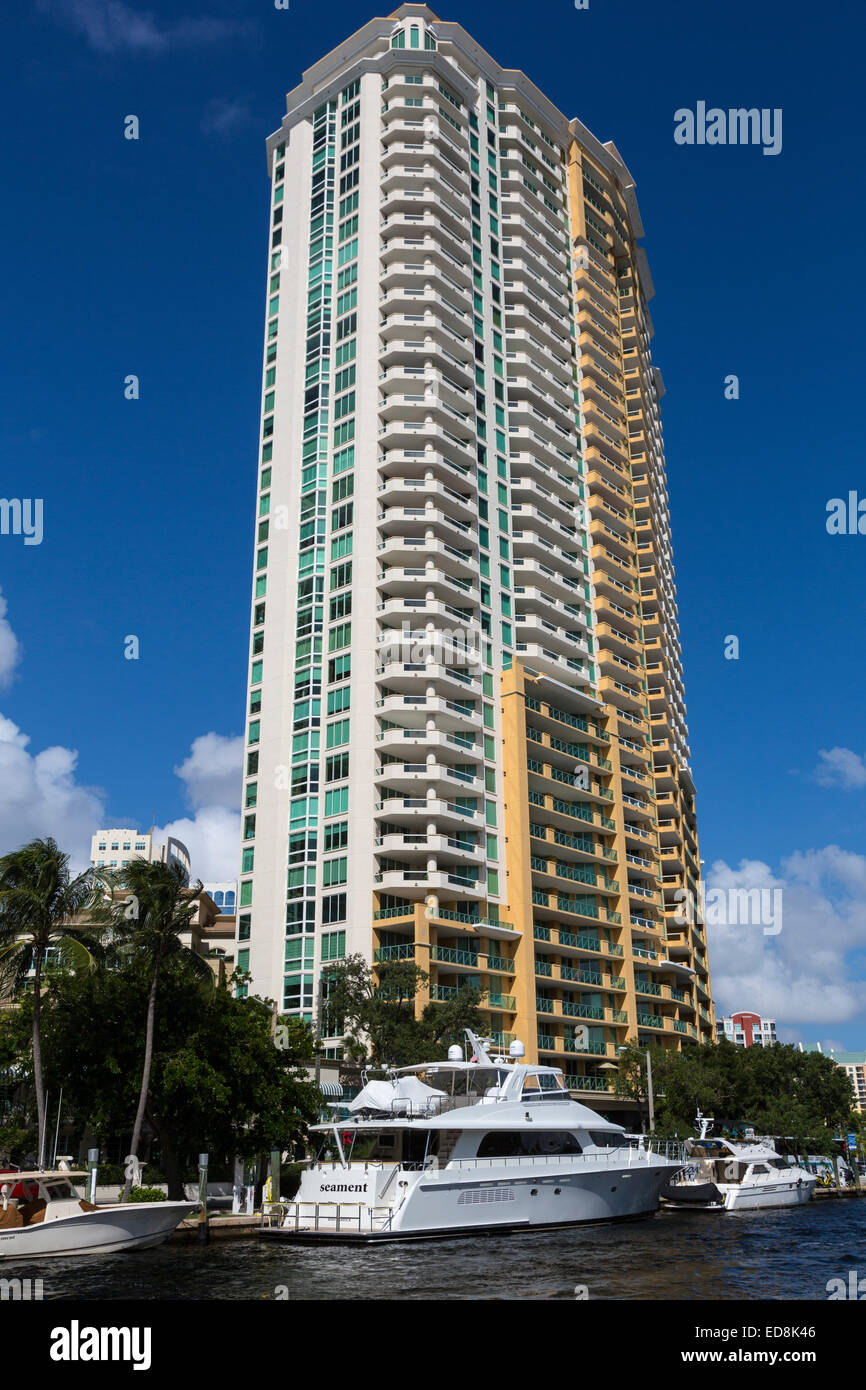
615,1038,855,1144
3,955,320,1195
323,954,485,1067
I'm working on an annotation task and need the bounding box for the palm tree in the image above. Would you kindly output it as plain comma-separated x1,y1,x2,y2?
0,838,101,1166
96,858,211,1201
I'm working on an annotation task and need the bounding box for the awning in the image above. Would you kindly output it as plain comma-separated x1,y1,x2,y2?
318,1081,343,1098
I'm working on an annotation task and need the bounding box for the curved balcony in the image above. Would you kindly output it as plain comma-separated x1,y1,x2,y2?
376,832,483,867
512,526,586,572
506,400,577,457
377,417,474,469
380,362,473,408
500,179,565,245
507,425,577,474
377,563,478,604
376,692,481,733
506,373,574,429
515,613,590,664
516,643,593,688
504,275,569,334
594,621,641,664
380,210,469,263
377,503,475,546
375,726,483,763
505,299,570,359
374,795,484,830
509,452,582,503
374,867,485,903
377,534,476,581
501,250,568,296
379,331,474,377
379,181,469,238
375,656,481,697
379,117,470,158
505,351,573,408
379,285,471,336
380,234,473,288
511,584,589,635
379,311,471,355
377,594,477,631
377,477,476,524
511,502,582,550
511,556,585,604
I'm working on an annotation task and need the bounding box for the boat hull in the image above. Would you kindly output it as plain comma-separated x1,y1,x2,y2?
662,1179,815,1212
262,1158,676,1242
0,1201,198,1259
258,1208,656,1244
723,1180,814,1211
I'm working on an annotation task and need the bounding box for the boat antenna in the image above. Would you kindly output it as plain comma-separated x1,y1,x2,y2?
696,1110,714,1142
464,1029,493,1063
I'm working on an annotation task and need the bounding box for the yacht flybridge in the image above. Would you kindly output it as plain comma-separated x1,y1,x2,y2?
260,1031,685,1242
660,1114,817,1211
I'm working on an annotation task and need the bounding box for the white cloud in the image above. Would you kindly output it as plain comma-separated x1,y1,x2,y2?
38,0,243,55
0,715,106,869
155,806,240,884
814,747,866,788
174,732,243,811
706,849,866,1030
0,716,242,881
0,590,22,688
160,732,244,881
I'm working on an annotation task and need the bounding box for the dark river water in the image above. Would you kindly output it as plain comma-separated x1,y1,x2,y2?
10,1200,866,1300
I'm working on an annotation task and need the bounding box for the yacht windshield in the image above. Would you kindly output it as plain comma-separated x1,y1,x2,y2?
325,1129,438,1166
414,1067,510,1098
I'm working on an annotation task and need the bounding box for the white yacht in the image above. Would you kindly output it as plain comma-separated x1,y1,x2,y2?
660,1114,817,1211
260,1031,685,1242
0,1166,198,1258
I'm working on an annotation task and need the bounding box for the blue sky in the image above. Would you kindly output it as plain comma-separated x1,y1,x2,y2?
1,0,864,1045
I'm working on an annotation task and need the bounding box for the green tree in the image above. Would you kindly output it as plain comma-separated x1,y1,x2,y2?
0,837,100,1165
323,954,484,1066
94,859,212,1200
0,1003,35,1163
625,1039,856,1143
37,956,320,1196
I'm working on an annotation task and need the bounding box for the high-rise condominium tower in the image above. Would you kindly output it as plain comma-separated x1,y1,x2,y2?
235,4,714,1091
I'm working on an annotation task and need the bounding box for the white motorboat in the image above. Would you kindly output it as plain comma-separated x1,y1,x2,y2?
0,1166,198,1258
660,1114,817,1211
259,1031,685,1242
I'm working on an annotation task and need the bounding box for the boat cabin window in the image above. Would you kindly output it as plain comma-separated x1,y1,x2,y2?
520,1071,566,1099
340,1130,438,1165
538,1072,565,1091
588,1131,625,1148
476,1130,583,1158
750,1164,770,1175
